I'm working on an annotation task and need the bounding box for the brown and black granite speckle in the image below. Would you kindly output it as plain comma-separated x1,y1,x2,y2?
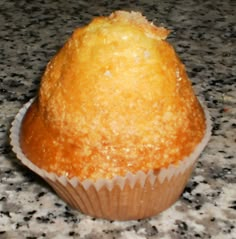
0,0,235,238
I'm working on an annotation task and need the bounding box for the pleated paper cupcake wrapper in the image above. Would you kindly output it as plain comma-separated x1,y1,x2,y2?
10,98,211,220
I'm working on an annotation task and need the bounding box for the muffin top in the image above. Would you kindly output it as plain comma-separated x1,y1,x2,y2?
20,11,206,180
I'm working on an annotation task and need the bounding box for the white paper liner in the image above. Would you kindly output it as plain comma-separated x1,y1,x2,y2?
10,98,211,220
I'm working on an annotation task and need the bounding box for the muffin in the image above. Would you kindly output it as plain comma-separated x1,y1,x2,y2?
10,11,211,220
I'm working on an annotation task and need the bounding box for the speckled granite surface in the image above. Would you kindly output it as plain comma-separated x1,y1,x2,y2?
0,0,235,238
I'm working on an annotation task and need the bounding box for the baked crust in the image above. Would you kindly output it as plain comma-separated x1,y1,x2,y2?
20,11,206,180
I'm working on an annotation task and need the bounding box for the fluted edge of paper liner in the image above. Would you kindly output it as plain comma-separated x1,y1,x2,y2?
10,98,211,220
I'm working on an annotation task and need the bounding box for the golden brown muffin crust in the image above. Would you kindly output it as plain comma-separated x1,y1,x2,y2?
20,11,206,180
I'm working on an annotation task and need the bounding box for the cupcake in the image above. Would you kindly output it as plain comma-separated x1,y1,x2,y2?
10,11,211,220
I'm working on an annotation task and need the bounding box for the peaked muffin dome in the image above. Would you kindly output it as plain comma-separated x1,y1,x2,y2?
20,11,206,180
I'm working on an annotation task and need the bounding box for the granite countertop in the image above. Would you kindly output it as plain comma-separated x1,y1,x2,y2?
0,0,235,238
